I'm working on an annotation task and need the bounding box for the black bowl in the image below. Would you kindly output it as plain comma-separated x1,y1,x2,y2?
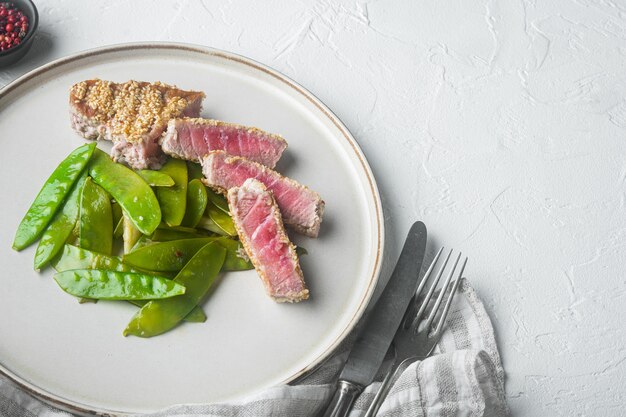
0,0,38,67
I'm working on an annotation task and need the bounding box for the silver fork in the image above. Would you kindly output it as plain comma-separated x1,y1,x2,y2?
363,248,468,417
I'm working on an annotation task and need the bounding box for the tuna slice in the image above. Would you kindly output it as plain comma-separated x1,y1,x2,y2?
161,118,287,168
69,79,204,169
228,178,309,302
202,151,324,238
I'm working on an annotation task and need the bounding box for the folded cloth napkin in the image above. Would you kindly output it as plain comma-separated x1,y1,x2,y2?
0,280,509,417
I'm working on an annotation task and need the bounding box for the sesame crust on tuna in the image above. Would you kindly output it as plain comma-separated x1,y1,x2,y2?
69,79,205,144
228,179,309,303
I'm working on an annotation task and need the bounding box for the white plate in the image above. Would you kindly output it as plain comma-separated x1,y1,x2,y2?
0,43,383,415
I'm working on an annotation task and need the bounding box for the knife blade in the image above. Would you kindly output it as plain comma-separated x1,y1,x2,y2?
321,221,427,417
340,220,427,385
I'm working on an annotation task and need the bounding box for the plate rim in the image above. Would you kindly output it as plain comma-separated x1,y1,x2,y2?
0,41,385,416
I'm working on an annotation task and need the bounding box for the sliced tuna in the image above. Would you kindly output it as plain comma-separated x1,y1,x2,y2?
161,118,288,169
69,79,204,169
228,178,309,302
202,151,324,238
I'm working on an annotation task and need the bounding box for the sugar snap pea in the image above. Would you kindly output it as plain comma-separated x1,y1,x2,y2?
137,170,175,187
206,187,229,214
88,149,161,235
213,237,254,271
129,299,207,323
79,177,113,255
196,216,227,235
123,238,219,272
181,179,208,228
33,173,87,270
156,159,187,227
150,227,207,242
111,201,123,228
51,245,206,323
130,235,154,252
124,242,226,337
113,217,124,239
13,142,97,251
54,270,186,300
52,244,133,272
122,213,141,253
187,161,204,181
123,237,252,272
205,201,237,236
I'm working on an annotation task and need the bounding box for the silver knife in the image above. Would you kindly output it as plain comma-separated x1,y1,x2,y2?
321,221,427,417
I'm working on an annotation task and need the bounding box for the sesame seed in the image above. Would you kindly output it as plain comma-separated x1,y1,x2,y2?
70,79,192,143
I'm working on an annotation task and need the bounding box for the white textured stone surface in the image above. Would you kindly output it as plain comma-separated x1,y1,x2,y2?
2,1,625,415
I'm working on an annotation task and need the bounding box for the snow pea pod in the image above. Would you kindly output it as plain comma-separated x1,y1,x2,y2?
123,238,219,272
129,300,207,323
187,161,204,181
79,177,113,255
205,201,237,236
113,217,124,239
54,270,185,300
124,242,225,337
196,216,227,235
206,187,229,214
150,228,207,242
52,244,133,272
123,237,251,272
111,201,123,228
122,213,141,253
213,237,253,271
13,142,97,250
137,170,174,187
181,179,208,228
51,245,206,322
33,173,87,270
156,159,187,227
88,149,161,235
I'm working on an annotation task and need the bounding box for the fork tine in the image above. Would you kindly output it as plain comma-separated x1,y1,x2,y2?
424,252,462,330
432,256,467,336
402,247,444,329
415,247,444,298
412,248,453,327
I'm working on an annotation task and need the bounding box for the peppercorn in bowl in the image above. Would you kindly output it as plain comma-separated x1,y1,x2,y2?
0,0,37,67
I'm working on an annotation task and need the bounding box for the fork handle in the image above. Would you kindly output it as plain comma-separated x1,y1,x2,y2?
321,380,362,417
363,358,416,417
362,367,395,417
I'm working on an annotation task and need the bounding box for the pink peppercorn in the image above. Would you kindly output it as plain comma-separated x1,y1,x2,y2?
0,2,29,53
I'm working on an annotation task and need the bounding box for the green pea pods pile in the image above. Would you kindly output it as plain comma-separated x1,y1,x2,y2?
14,144,268,339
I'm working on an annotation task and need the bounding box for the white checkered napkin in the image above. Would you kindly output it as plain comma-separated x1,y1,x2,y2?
0,280,509,417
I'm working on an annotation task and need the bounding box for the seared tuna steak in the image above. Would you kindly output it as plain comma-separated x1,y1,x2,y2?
69,79,204,169
228,178,309,302
202,151,324,238
161,118,287,168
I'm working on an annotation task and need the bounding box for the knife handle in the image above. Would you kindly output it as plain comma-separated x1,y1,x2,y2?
321,380,362,417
